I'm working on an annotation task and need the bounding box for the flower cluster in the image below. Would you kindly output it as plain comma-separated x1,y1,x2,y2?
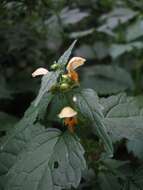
32,57,86,132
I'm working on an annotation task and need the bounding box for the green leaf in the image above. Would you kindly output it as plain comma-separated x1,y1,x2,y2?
0,93,52,177
57,40,77,66
5,129,86,190
110,42,143,59
97,7,137,36
93,41,109,59
34,72,59,106
74,88,113,156
100,93,143,142
98,172,121,190
126,19,143,41
60,8,89,25
127,139,143,160
122,166,143,190
81,65,134,95
133,166,143,187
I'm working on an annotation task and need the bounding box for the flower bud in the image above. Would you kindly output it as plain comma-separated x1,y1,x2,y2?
60,83,69,90
51,63,60,70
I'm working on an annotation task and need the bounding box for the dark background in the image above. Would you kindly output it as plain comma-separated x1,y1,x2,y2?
1,0,143,119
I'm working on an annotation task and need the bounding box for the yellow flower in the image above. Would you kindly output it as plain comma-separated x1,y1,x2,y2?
58,106,78,133
66,57,86,82
32,68,49,77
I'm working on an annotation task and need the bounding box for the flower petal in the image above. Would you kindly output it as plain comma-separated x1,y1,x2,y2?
32,68,49,77
68,70,79,82
66,57,86,71
58,106,77,118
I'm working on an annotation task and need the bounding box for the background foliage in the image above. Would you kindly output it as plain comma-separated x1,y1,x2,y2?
1,0,143,189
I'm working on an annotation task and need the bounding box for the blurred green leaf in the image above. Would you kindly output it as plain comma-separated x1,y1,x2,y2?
98,172,121,190
110,42,143,59
98,7,137,36
81,65,134,95
75,45,95,59
60,8,89,25
127,139,143,159
126,19,143,41
69,28,94,39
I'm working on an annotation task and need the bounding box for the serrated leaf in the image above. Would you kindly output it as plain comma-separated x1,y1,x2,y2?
34,72,59,106
0,93,52,178
81,65,134,95
57,40,77,66
100,93,143,143
74,88,113,156
5,129,86,190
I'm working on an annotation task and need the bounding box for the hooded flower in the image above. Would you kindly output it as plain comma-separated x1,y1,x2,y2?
58,106,78,133
66,57,86,82
32,68,49,77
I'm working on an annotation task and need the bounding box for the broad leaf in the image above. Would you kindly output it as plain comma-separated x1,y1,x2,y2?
5,129,86,190
97,159,128,190
74,88,113,156
0,93,52,177
100,93,143,142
